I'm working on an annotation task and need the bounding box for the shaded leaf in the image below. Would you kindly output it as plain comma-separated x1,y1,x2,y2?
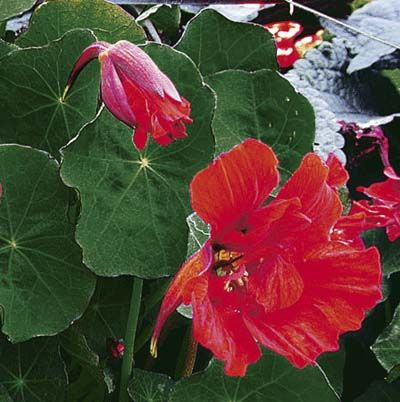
207,69,315,172
0,29,99,158
363,229,400,277
137,5,181,38
318,348,346,397
0,0,35,22
17,0,145,47
0,336,67,402
60,43,215,277
170,349,339,402
354,380,400,402
175,9,276,77
128,369,173,402
372,305,400,378
73,277,132,360
0,145,95,342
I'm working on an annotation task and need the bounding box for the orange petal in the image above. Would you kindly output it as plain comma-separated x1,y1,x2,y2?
190,139,279,237
191,279,261,377
326,153,349,188
247,256,304,313
276,153,342,241
150,243,212,357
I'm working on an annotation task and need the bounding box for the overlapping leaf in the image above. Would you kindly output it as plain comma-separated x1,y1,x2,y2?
207,69,315,172
170,349,339,402
0,145,95,342
60,43,215,277
0,29,99,158
0,336,67,402
354,380,400,402
372,305,400,378
16,0,145,47
0,0,35,22
175,9,276,77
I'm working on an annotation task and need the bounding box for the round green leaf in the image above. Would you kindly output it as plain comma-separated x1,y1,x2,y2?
175,9,276,77
0,29,99,158
128,369,173,402
0,145,95,342
207,69,315,172
170,349,339,402
60,43,215,277
0,0,35,22
0,336,67,402
17,0,146,47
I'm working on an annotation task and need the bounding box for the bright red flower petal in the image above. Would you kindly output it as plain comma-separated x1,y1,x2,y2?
150,243,213,357
247,255,304,313
245,242,381,368
191,276,261,377
356,178,400,241
326,153,349,188
190,138,279,238
276,153,342,242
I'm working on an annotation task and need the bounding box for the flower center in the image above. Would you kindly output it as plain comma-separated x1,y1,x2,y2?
213,249,248,292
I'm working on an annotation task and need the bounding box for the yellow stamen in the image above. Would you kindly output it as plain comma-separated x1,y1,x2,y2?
61,84,70,102
150,337,158,358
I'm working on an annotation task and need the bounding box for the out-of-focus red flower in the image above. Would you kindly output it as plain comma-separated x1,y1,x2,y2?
340,121,399,181
265,21,323,68
352,179,400,242
63,41,192,150
151,140,382,376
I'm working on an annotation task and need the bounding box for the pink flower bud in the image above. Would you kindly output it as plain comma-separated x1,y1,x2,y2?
64,41,192,150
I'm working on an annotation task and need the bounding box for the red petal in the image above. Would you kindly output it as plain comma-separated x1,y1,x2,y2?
245,242,381,368
247,255,304,313
359,178,400,205
191,278,261,376
276,153,342,241
150,243,213,357
100,58,137,127
132,127,148,150
326,153,349,188
65,41,109,94
190,139,279,237
217,197,306,251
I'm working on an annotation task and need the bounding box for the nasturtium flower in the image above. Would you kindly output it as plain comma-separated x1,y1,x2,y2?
151,139,382,376
265,21,303,68
265,21,323,68
352,178,400,242
63,40,192,150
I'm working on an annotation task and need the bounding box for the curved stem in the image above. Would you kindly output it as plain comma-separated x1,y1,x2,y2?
182,328,198,378
119,277,143,402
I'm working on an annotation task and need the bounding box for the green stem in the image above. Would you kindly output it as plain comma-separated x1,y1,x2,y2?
119,277,143,402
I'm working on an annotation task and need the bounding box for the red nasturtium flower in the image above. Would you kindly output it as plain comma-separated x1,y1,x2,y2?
151,139,382,376
265,21,323,68
63,40,192,150
351,178,400,242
